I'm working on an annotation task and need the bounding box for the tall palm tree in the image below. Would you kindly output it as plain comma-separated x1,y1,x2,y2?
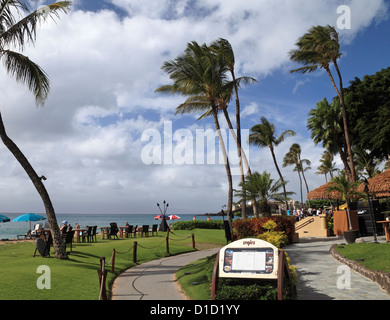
283,144,304,204
208,38,257,218
249,116,295,211
307,98,351,180
0,1,71,259
234,171,294,216
156,41,235,227
289,25,356,182
316,150,339,182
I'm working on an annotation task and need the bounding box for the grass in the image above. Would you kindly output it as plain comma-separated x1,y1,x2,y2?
175,254,216,300
0,229,226,300
333,242,390,273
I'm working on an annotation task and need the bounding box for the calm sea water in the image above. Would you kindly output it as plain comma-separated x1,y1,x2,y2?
0,212,225,240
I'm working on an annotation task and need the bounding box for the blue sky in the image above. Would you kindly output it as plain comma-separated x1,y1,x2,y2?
0,0,389,215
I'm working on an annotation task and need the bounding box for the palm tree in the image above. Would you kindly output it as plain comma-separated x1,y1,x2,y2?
156,41,235,227
283,143,303,203
354,148,381,179
289,25,357,182
234,171,294,216
249,117,295,211
327,173,362,230
209,38,257,218
0,1,71,259
316,150,339,182
307,98,351,180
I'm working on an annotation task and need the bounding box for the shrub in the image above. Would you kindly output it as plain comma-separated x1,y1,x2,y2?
257,219,289,248
232,216,296,244
171,220,224,230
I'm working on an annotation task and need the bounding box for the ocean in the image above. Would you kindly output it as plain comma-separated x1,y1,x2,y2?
0,212,226,240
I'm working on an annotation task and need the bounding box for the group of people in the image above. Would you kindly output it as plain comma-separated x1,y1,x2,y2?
287,207,333,221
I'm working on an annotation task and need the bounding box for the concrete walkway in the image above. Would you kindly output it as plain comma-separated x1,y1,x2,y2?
284,235,390,300
111,236,390,300
111,248,220,300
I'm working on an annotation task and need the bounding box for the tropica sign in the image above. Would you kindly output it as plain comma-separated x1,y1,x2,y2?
218,238,279,280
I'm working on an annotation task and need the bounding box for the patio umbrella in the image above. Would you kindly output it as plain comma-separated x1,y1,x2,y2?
12,213,46,231
154,214,169,220
168,214,181,220
0,215,10,223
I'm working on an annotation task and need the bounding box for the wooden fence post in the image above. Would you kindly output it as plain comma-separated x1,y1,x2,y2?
166,228,170,254
191,233,195,249
98,257,107,300
133,241,137,263
211,251,220,300
112,249,116,273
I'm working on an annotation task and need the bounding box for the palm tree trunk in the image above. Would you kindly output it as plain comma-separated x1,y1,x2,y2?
232,72,246,219
222,108,254,218
0,112,67,259
333,61,356,182
212,107,233,230
297,169,303,204
270,146,289,213
325,65,356,182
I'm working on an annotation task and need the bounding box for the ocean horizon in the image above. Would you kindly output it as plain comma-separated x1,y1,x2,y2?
0,212,227,240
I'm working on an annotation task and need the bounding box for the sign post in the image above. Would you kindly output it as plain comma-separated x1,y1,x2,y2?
212,238,294,300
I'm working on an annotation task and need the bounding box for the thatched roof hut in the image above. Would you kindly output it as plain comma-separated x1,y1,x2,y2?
357,169,390,198
306,181,343,200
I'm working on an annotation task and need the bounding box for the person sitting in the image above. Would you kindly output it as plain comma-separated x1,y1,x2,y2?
60,220,68,235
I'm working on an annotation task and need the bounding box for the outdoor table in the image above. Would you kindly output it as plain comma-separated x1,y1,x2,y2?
99,227,110,239
119,226,128,238
73,229,86,243
377,221,390,243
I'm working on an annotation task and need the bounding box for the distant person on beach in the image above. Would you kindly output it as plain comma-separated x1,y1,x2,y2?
207,217,211,221
193,216,196,220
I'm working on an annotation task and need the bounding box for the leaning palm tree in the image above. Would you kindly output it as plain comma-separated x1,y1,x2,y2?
289,25,356,182
249,117,295,212
156,41,235,227
0,1,71,259
283,144,303,204
207,38,257,218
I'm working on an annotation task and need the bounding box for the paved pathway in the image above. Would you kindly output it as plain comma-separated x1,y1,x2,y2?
111,248,220,300
284,235,390,300
111,236,390,300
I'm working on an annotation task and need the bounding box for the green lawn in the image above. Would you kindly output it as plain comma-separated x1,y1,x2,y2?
334,243,390,273
0,229,225,300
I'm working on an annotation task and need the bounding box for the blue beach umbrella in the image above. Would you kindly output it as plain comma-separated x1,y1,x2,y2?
0,215,10,223
13,213,46,230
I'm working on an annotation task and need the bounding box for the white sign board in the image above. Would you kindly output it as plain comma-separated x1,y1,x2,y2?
218,238,279,279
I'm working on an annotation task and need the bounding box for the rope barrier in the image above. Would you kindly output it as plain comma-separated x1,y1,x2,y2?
97,231,195,300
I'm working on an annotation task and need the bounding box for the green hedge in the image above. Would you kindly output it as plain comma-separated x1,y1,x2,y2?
171,220,225,230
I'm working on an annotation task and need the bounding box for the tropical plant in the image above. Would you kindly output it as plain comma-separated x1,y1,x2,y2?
0,1,71,259
327,173,363,230
289,25,356,181
307,97,352,179
249,117,295,211
209,38,257,218
155,41,235,226
235,171,295,216
283,144,310,206
354,148,381,179
316,150,339,182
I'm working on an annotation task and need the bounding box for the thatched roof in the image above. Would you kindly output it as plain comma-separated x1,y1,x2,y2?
306,181,343,200
357,169,390,198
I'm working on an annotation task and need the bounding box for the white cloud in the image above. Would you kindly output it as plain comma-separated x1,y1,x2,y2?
0,0,387,214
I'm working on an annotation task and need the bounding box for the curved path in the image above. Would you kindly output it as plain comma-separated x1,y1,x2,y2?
111,248,220,300
111,236,390,300
284,235,390,300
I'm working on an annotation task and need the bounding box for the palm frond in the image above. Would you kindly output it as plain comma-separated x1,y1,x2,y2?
1,49,50,105
0,1,71,50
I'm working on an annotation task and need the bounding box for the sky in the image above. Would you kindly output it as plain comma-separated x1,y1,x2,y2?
0,0,389,215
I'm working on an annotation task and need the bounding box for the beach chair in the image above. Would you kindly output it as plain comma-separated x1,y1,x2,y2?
64,230,75,253
81,226,92,243
131,225,138,238
91,226,97,242
108,223,119,239
124,225,133,238
141,225,149,237
151,224,158,236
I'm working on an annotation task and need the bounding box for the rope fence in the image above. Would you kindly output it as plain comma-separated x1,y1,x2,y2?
97,228,195,300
